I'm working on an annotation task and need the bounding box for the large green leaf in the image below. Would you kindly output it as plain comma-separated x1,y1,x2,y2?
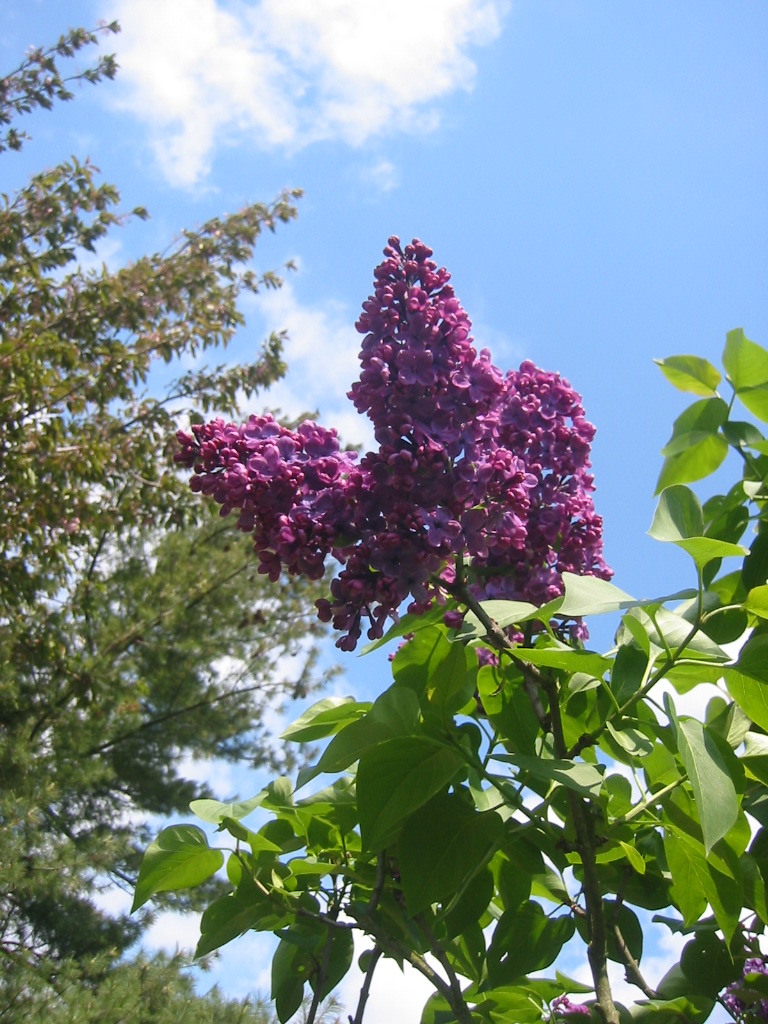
490,753,605,798
487,901,574,985
680,931,738,999
362,602,456,653
663,397,730,440
742,848,768,925
744,532,768,590
398,791,503,914
675,717,739,852
604,720,654,761
555,573,636,616
744,585,768,619
471,987,549,1023
656,433,729,492
724,635,768,731
655,355,722,396
455,599,539,639
655,398,730,493
610,643,649,705
300,685,421,786
742,731,768,785
722,419,767,451
419,992,455,1024
663,829,741,942
649,485,704,541
391,625,452,694
627,605,729,662
484,673,540,754
132,824,223,911
440,868,495,940
189,793,267,824
281,696,371,742
426,642,476,717
675,536,748,569
271,935,309,1023
724,328,768,422
357,738,465,850
514,645,612,678
217,817,282,856
196,871,287,957
313,926,354,999
647,484,749,566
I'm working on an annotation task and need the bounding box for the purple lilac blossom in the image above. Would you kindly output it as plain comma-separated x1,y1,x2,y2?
175,237,612,650
723,957,768,1022
550,995,591,1019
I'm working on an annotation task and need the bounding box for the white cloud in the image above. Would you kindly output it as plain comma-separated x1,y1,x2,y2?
337,934,435,1024
362,158,400,194
197,929,277,998
247,279,375,450
111,0,509,186
143,910,201,953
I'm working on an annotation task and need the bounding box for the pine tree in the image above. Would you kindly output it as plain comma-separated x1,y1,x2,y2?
0,25,335,1020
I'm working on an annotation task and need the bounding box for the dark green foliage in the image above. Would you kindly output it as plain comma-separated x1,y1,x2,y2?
0,24,335,1021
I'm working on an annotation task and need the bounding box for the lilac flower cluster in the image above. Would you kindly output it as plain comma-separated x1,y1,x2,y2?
175,415,359,583
549,995,590,1019
176,237,611,650
723,958,768,1022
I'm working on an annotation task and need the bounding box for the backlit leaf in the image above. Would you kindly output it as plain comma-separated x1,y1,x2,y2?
649,485,704,541
744,585,768,619
281,696,371,742
456,599,539,639
675,718,739,852
398,792,503,914
655,355,721,396
427,642,475,717
133,825,223,912
357,738,465,850
724,635,768,732
196,872,286,957
302,686,421,784
190,793,267,824
556,573,636,616
491,753,604,798
663,829,740,942
487,901,575,984
724,328,768,422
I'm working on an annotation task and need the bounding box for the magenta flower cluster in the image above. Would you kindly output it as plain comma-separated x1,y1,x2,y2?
723,958,768,1022
176,237,611,650
549,995,590,1019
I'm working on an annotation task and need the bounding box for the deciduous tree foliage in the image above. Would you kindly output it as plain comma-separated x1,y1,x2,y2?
0,26,336,1022
142,236,768,1024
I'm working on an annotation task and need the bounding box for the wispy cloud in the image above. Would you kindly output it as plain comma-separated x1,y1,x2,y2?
246,279,374,450
111,0,508,187
361,158,400,194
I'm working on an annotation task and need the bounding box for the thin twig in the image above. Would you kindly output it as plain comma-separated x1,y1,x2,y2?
451,581,549,727
306,903,339,1024
418,915,468,1014
348,947,383,1024
612,919,657,998
541,673,619,1024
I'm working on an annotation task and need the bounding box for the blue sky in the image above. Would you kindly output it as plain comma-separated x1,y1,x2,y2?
3,1,767,1018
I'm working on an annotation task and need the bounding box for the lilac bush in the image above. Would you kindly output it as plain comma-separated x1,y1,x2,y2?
176,237,611,649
